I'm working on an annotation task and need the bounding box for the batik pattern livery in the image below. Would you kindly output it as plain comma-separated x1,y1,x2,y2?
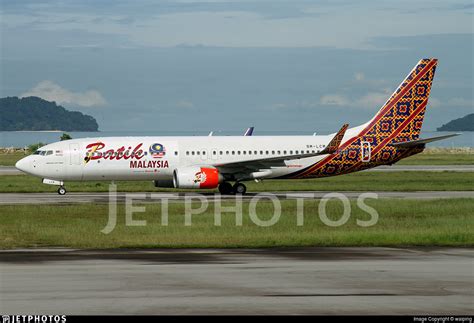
288,58,438,179
322,123,349,154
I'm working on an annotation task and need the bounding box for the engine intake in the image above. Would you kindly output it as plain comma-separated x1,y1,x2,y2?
173,167,221,189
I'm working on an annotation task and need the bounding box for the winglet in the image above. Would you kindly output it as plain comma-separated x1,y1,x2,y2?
320,124,349,154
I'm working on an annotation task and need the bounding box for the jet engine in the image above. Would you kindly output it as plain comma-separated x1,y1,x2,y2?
173,167,222,189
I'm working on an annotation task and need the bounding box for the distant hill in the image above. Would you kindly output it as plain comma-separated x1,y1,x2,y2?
0,96,99,131
437,114,474,132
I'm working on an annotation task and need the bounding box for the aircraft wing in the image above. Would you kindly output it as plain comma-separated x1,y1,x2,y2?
214,124,348,173
392,133,459,148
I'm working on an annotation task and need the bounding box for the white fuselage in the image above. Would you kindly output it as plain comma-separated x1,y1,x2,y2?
15,134,344,182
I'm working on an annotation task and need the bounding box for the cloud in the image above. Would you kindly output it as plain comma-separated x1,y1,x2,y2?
20,80,107,107
428,97,442,108
354,72,365,82
175,99,195,109
269,100,321,111
320,94,349,106
447,97,473,107
355,91,390,108
319,89,392,109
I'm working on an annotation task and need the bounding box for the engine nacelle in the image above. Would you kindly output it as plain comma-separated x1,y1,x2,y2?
173,167,222,189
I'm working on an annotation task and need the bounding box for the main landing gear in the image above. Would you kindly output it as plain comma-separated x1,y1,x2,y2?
218,182,247,195
57,186,67,195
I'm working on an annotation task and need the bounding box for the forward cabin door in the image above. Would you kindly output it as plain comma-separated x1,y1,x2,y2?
69,143,81,165
67,143,83,180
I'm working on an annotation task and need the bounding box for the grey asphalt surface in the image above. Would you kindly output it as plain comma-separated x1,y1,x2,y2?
0,247,472,314
0,191,473,205
1,164,474,175
0,166,23,175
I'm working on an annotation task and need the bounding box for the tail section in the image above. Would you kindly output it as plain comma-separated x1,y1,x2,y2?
289,58,439,179
360,58,438,143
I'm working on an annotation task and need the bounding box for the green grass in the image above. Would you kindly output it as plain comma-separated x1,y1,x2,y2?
0,198,472,249
0,152,27,166
1,171,473,193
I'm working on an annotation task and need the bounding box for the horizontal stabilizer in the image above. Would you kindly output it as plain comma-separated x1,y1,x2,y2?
392,133,460,148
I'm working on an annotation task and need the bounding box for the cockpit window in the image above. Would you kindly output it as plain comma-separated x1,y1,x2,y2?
33,150,53,156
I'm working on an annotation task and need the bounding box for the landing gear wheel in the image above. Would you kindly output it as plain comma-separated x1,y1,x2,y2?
233,182,247,195
58,186,67,195
218,182,233,195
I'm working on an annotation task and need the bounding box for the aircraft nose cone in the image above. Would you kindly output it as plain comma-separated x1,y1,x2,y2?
15,157,30,173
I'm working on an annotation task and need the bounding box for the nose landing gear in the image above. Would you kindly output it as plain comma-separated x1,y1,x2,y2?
57,186,67,195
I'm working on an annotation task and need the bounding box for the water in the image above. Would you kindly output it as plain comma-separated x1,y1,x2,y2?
0,130,472,148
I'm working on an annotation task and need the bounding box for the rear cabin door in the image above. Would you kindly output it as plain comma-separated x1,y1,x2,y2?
361,141,371,162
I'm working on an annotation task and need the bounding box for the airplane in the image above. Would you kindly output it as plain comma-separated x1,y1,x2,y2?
243,127,254,136
15,58,458,195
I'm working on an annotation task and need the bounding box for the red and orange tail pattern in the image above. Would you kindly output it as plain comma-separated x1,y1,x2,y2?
288,58,438,179
363,58,437,143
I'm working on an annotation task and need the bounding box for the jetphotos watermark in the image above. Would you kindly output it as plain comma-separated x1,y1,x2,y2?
102,183,379,234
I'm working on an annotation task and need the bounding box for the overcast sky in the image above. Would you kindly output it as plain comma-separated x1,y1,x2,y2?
1,0,473,132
